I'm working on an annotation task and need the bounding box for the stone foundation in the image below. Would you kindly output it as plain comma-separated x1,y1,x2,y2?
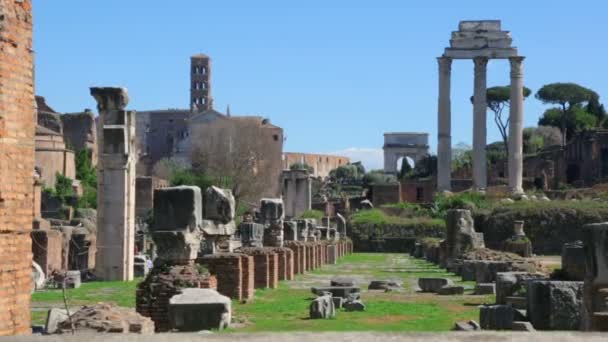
136,264,217,332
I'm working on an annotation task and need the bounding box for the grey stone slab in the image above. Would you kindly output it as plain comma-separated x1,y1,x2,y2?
479,305,515,330
343,300,366,312
437,285,464,295
418,278,453,293
168,288,231,331
527,280,583,330
459,20,501,32
309,295,335,319
443,47,519,59
512,321,535,332
311,286,360,299
474,283,496,295
152,186,202,232
45,308,69,334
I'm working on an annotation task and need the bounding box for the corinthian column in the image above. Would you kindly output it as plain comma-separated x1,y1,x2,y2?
437,56,452,191
472,57,488,190
508,56,525,194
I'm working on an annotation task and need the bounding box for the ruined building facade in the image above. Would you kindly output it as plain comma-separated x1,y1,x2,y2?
282,153,350,179
0,0,34,335
135,54,284,198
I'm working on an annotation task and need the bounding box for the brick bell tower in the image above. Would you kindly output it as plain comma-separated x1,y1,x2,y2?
190,54,213,112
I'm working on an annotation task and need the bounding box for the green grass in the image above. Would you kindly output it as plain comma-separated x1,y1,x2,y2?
32,279,141,308
351,209,445,229
31,254,493,332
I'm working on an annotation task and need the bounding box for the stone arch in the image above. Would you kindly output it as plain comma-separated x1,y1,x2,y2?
383,132,429,174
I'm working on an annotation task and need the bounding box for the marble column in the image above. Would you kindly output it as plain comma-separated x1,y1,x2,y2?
472,57,488,190
508,56,525,194
437,57,452,191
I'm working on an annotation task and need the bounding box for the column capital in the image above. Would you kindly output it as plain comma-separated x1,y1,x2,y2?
509,56,525,77
473,56,489,68
437,56,452,72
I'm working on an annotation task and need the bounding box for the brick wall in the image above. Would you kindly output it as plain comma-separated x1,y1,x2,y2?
0,0,35,336
240,255,254,302
199,253,243,301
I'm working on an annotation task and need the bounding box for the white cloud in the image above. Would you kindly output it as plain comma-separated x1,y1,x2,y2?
325,147,384,171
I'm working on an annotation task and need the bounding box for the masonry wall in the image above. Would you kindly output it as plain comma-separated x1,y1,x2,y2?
282,152,350,179
0,0,35,335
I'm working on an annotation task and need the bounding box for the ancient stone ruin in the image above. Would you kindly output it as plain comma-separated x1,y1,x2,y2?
92,87,137,281
437,20,524,193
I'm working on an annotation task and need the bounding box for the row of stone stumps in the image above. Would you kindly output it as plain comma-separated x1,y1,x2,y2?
135,185,353,332
412,208,608,332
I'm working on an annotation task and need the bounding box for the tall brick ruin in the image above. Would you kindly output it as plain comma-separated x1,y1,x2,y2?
0,0,35,336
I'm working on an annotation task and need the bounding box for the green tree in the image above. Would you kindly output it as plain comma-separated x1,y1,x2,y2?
535,83,599,145
75,149,97,208
538,105,597,142
399,158,412,179
470,86,531,157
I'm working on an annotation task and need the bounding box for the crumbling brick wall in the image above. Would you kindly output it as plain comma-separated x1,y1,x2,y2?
240,254,254,302
199,253,243,301
0,0,35,336
31,229,62,276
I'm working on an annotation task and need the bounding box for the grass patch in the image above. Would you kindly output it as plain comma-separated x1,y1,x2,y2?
299,209,325,220
31,279,141,308
351,209,444,229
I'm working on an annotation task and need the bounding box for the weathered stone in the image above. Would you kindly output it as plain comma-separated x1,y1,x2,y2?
418,278,453,293
452,320,481,331
283,221,298,241
55,270,81,289
152,231,202,263
479,305,515,330
561,241,585,281
311,286,361,299
92,87,137,281
368,280,400,291
460,260,477,281
527,280,583,330
336,213,347,237
238,222,265,248
45,308,69,334
332,297,344,309
581,222,608,331
505,296,526,310
437,285,464,295
152,186,202,232
475,261,510,283
512,321,535,332
445,209,484,260
260,198,284,224
309,295,335,319
282,169,312,218
475,283,496,295
344,300,366,312
496,272,546,305
360,199,373,210
203,186,235,224
168,288,231,331
331,278,354,287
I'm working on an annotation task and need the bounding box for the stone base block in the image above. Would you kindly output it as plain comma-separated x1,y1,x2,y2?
169,288,231,331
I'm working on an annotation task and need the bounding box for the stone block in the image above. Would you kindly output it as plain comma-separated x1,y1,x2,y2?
475,261,510,283
260,198,284,223
479,305,515,330
445,209,485,261
169,288,231,331
496,272,547,305
452,320,480,331
203,186,235,224
459,20,501,32
332,297,344,309
561,241,586,281
152,186,202,232
512,321,535,332
152,231,202,263
527,280,583,330
437,285,464,295
582,222,608,331
331,278,354,287
283,221,298,241
368,280,401,291
344,300,366,311
418,278,453,293
460,261,477,281
505,296,527,310
238,222,265,247
309,295,335,319
311,286,360,299
56,270,81,289
45,308,69,334
475,283,496,295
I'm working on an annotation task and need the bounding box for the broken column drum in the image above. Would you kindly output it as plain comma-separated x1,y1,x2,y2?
260,198,285,247
92,87,137,281
437,20,524,193
201,186,238,253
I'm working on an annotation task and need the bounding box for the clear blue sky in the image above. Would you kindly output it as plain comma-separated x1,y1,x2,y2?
34,0,608,169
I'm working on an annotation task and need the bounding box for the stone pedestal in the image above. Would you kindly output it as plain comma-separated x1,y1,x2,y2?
92,87,136,281
582,223,608,331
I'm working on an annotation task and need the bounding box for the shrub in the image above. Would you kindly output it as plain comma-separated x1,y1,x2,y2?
299,209,324,220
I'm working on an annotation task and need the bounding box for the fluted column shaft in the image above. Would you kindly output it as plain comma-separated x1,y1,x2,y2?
473,57,488,190
437,57,452,191
508,56,525,194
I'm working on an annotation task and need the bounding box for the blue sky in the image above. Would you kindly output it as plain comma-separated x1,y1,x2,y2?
34,0,608,170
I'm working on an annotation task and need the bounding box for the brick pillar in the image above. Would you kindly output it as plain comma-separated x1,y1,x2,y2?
0,0,35,336
327,245,337,264
299,245,306,273
240,255,254,302
199,254,243,301
253,253,270,288
268,252,278,289
285,248,294,280
273,248,288,281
